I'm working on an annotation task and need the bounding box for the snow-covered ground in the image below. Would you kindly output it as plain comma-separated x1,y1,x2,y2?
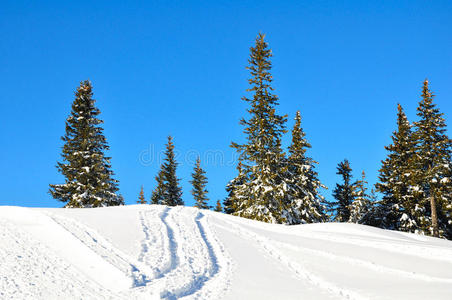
1,205,452,299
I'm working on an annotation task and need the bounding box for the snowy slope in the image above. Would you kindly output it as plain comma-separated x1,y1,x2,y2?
1,205,452,300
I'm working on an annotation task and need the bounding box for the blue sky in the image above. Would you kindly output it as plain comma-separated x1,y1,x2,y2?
1,0,451,207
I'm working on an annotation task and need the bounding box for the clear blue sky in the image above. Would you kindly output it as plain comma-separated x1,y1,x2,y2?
1,0,451,207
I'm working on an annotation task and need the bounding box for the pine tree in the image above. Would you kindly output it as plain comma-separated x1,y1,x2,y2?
224,162,246,214
151,170,165,205
157,136,183,206
349,171,372,224
137,185,146,204
361,188,380,226
49,80,122,207
191,157,209,209
230,33,288,223
413,80,452,238
284,111,327,224
214,200,223,212
331,160,355,222
375,104,421,232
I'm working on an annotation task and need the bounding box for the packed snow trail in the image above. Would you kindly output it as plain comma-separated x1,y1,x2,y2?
1,205,452,299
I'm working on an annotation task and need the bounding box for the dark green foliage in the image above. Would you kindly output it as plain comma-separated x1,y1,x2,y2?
412,80,452,238
230,33,288,223
49,80,122,207
349,171,372,224
151,171,165,205
224,162,245,214
191,157,209,209
214,200,223,212
375,104,421,231
137,185,146,204
331,160,354,222
152,136,184,206
285,111,327,224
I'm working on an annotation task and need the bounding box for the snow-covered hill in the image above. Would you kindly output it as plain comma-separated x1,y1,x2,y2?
1,205,452,300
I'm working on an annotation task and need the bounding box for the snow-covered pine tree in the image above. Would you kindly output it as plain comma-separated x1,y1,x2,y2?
214,200,223,212
191,157,209,209
349,171,372,224
223,162,246,214
413,80,452,238
361,188,381,226
49,80,122,207
151,170,165,205
230,33,288,223
284,111,327,224
331,160,355,222
137,185,146,204
159,136,184,206
375,104,422,232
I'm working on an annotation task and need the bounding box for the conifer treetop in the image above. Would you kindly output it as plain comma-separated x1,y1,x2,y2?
49,80,121,208
190,157,209,209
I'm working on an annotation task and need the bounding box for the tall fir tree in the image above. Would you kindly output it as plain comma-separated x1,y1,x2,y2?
49,80,122,207
190,157,209,209
214,200,223,212
153,136,184,206
375,104,422,232
230,33,288,223
151,170,165,205
413,80,452,238
285,111,327,224
137,185,146,204
331,160,355,222
349,171,372,224
223,162,245,214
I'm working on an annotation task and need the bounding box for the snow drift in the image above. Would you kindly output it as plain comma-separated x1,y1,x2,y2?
1,205,452,299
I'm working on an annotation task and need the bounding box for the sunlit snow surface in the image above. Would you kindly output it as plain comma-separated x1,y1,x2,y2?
1,205,452,299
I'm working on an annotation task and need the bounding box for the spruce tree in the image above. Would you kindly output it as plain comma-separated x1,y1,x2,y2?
285,111,327,224
413,80,452,238
375,104,421,232
230,33,288,223
49,80,122,207
137,185,146,204
349,171,372,224
151,170,165,205
190,157,209,209
331,160,355,222
224,162,245,214
214,200,223,212
157,136,184,206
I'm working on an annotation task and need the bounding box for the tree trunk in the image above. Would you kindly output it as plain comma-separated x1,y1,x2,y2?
430,195,439,237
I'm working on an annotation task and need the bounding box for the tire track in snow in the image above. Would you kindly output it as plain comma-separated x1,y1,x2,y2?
216,218,369,300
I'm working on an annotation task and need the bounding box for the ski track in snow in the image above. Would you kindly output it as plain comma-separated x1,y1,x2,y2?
3,205,452,299
47,212,154,288
215,218,369,300
0,219,116,300
156,207,232,300
273,238,452,284
42,206,232,299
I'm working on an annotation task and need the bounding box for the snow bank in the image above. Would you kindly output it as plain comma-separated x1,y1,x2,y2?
1,205,452,299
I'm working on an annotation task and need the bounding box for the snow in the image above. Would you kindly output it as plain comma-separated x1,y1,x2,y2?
1,205,452,299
